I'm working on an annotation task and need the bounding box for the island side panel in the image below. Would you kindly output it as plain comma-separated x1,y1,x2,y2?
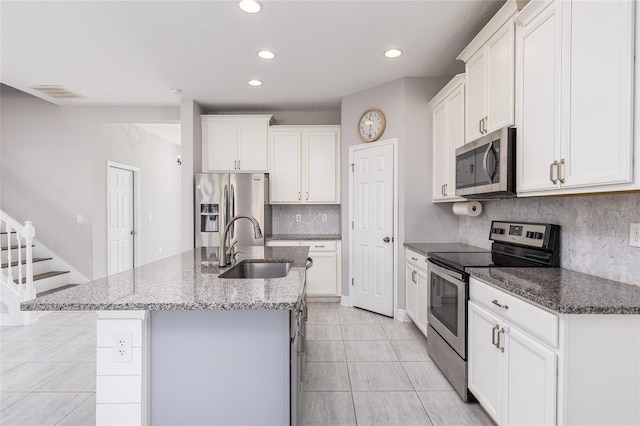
150,309,290,425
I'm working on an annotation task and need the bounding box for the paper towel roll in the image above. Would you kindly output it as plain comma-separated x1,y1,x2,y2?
452,201,482,217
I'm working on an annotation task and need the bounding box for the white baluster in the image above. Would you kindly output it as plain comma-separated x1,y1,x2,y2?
17,228,23,293
22,221,36,300
5,222,14,286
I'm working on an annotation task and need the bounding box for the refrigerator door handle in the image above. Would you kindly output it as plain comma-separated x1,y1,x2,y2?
229,184,235,239
222,184,229,246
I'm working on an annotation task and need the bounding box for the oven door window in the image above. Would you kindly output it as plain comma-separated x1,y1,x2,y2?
430,272,459,336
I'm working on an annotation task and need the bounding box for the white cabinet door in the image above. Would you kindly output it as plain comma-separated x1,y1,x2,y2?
270,132,302,203
516,1,561,194
504,326,557,426
204,121,237,171
561,0,634,189
486,20,515,133
306,251,337,295
447,85,465,199
237,122,269,171
468,301,501,423
432,102,448,202
466,50,487,143
305,132,337,203
416,269,429,333
405,265,418,322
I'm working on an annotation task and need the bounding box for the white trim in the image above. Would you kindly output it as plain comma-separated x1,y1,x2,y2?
340,295,352,307
107,162,141,272
395,309,412,323
348,138,399,319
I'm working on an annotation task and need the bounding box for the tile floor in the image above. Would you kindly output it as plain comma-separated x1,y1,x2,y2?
302,302,494,426
0,311,97,425
1,304,493,425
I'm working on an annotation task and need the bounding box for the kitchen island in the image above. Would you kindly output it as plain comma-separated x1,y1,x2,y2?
21,245,310,426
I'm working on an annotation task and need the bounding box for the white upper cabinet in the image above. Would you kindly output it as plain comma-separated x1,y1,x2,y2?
429,74,465,202
458,1,524,144
515,0,636,196
269,126,340,204
202,115,272,172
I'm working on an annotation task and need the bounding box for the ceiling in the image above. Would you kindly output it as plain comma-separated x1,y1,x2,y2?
1,1,504,111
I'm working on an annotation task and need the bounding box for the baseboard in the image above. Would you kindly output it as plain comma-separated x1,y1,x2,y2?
340,295,352,307
306,295,340,303
396,309,412,323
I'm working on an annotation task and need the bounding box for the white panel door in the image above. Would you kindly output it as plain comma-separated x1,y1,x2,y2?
238,122,268,171
205,122,237,171
305,132,337,203
107,167,134,275
466,50,486,143
516,2,561,193
486,21,515,133
352,144,394,317
505,326,557,426
468,301,501,423
269,132,302,203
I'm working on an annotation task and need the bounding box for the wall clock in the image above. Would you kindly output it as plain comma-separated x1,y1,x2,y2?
358,108,386,142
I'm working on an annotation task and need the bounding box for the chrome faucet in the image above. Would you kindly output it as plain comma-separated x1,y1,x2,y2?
219,215,263,267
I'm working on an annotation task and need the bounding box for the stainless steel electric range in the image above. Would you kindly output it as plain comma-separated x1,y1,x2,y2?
426,221,560,401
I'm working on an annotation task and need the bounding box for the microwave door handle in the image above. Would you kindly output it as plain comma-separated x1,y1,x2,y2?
482,142,494,183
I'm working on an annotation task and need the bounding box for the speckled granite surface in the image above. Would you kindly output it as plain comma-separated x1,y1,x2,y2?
404,242,489,257
21,246,309,312
268,234,341,241
469,267,640,314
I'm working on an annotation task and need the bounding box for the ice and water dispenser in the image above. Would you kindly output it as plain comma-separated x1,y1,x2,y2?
200,203,219,233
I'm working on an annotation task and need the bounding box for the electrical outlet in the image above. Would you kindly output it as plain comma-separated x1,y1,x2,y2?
158,247,162,253
76,215,83,224
113,332,132,363
296,214,302,222
630,222,640,248
321,214,327,222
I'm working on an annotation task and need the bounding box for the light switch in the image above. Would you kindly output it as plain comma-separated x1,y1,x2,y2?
76,215,83,224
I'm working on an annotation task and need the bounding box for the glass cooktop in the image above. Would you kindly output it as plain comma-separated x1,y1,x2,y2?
427,251,496,271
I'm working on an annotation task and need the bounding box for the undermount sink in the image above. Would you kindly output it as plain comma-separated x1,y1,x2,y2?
218,260,292,279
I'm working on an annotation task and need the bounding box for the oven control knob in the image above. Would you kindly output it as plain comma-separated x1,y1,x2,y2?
526,231,533,238
536,232,544,240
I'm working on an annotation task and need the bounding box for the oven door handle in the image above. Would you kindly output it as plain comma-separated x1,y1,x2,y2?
427,258,464,281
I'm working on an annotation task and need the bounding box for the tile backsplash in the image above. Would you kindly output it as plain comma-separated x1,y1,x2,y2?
272,204,340,234
459,193,640,286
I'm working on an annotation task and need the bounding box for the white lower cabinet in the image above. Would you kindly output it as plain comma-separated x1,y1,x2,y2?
469,277,557,425
266,240,340,296
405,249,429,335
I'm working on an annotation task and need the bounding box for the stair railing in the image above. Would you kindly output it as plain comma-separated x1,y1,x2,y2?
0,210,36,303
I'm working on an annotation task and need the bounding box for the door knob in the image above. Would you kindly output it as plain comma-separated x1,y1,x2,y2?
383,237,390,243
130,230,136,235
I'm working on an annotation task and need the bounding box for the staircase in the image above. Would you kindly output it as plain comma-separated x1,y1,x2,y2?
1,210,76,326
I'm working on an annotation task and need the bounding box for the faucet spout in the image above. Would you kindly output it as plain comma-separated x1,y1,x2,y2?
219,215,263,267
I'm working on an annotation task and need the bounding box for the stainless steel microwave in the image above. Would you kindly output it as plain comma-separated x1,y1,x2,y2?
455,127,516,199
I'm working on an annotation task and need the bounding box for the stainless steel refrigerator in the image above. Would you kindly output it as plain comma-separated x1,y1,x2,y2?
195,173,271,248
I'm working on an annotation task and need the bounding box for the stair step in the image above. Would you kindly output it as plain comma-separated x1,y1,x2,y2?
1,244,35,251
37,284,79,297
14,270,69,284
1,257,52,269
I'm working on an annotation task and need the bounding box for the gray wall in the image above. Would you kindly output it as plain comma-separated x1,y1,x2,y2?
459,193,640,286
205,110,341,126
340,77,460,309
1,85,181,279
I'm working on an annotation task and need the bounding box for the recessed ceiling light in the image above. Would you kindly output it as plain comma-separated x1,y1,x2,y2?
257,50,276,60
248,79,263,87
384,48,403,58
170,88,181,94
238,0,262,13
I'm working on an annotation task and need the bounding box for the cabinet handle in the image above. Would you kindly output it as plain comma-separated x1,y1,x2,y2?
491,299,509,310
549,161,558,184
492,324,500,348
298,191,301,200
497,328,506,352
559,158,565,184
237,160,240,169
444,183,447,196
411,270,417,283
479,119,483,135
314,245,325,248
306,191,309,200
483,116,488,134
411,257,418,261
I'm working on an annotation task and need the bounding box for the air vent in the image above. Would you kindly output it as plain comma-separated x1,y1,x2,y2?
30,85,86,99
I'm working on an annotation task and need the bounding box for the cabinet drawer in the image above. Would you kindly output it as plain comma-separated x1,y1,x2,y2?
406,249,427,270
301,241,337,252
470,277,558,347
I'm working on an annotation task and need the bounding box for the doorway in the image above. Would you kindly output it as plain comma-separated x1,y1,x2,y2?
348,140,398,317
107,163,139,275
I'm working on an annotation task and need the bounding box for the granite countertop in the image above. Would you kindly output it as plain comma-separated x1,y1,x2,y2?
268,234,341,241
404,242,489,257
21,246,310,312
469,267,640,315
